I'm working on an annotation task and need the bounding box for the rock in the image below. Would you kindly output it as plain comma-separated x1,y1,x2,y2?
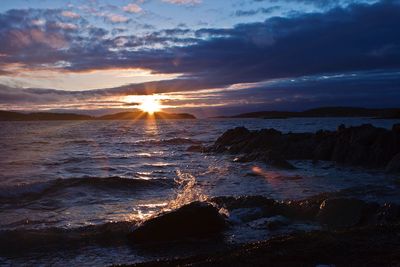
211,196,276,212
211,124,400,169
317,198,367,228
131,224,400,266
376,203,400,223
265,215,290,230
265,156,296,170
386,153,400,173
214,127,250,147
393,123,400,132
130,202,226,243
276,199,321,221
187,145,205,152
338,124,346,131
228,207,266,224
233,151,296,169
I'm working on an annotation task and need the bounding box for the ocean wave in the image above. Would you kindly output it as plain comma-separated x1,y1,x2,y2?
0,221,136,253
134,138,202,146
0,177,174,202
44,156,132,166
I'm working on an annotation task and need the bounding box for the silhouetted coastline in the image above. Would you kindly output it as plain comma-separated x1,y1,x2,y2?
0,110,196,121
216,107,400,119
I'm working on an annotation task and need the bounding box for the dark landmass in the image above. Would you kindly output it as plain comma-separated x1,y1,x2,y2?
205,123,400,172
218,107,400,119
0,110,196,121
0,110,93,121
97,111,196,120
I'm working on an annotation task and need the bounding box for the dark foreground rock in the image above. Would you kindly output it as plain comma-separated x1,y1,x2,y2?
130,202,226,244
128,224,400,267
121,195,400,266
207,124,400,171
317,198,372,228
211,195,400,227
386,152,400,173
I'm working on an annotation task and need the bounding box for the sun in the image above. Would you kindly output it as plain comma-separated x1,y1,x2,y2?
138,96,162,114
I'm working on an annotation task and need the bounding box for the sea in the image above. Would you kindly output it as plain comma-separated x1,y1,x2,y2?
0,118,399,266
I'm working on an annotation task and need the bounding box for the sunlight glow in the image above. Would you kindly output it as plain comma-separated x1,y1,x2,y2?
137,95,162,114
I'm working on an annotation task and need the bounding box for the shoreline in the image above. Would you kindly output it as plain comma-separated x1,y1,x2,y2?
126,224,400,267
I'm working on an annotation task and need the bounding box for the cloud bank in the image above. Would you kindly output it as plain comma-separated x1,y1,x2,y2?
0,0,399,115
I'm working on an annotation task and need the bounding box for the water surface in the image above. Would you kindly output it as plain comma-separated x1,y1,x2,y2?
0,118,399,265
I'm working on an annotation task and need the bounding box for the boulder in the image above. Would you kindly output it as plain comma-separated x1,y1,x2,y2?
393,123,400,132
211,124,400,169
211,196,276,212
386,153,400,173
376,203,400,223
214,127,250,147
130,201,226,243
317,198,367,228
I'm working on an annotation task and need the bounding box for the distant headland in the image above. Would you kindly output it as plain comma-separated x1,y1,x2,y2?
216,107,400,119
1,107,399,121
0,110,196,121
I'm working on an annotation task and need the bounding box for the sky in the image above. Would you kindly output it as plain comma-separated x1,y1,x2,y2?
0,0,399,116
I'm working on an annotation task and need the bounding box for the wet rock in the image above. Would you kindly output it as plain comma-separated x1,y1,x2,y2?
338,124,346,131
187,145,205,152
214,127,251,147
247,215,290,230
130,202,226,243
233,151,296,169
265,216,290,230
376,203,400,223
317,198,367,228
228,207,266,224
211,196,276,214
277,199,321,221
211,124,400,169
131,224,400,267
393,123,400,132
265,156,296,170
212,196,322,222
386,153,400,173
313,131,336,160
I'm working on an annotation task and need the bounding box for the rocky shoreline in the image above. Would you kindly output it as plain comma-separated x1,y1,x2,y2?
200,123,400,172
122,124,400,266
126,224,400,267
122,193,400,267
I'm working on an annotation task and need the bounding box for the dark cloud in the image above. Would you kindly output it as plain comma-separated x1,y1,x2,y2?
2,1,399,83
0,1,400,114
234,6,281,16
253,0,376,9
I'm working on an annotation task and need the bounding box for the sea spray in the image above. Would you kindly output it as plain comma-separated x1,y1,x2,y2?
167,169,208,210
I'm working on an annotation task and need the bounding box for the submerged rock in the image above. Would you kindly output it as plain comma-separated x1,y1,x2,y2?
317,198,368,228
130,201,226,243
